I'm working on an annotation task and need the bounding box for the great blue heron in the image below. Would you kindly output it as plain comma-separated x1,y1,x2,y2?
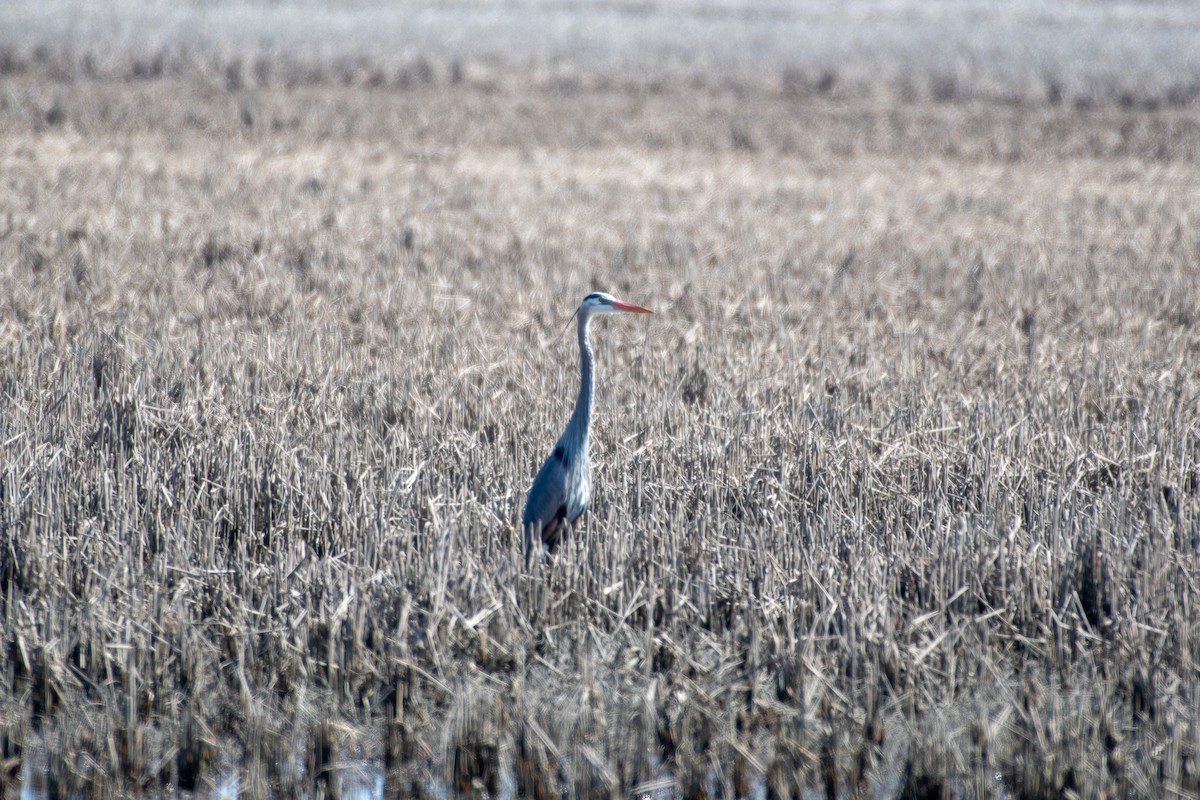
522,292,653,560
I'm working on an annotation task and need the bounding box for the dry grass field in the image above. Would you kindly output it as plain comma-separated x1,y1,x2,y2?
1,3,1200,798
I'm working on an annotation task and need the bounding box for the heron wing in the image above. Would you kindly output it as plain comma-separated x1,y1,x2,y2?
522,447,569,550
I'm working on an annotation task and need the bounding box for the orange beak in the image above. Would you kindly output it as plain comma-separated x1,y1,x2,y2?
611,300,653,314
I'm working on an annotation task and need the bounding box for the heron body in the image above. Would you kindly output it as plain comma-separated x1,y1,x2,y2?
522,292,652,559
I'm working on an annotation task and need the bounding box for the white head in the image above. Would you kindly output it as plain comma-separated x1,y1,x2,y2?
578,291,654,318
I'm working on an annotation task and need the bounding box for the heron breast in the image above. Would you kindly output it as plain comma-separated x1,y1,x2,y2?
565,461,591,522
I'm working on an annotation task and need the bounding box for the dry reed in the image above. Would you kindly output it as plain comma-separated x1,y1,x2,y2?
0,27,1198,799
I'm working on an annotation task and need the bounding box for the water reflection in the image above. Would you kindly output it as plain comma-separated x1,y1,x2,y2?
18,748,44,800
18,752,384,800
17,749,783,800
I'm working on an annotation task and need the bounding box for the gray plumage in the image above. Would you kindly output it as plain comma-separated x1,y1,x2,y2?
522,292,652,560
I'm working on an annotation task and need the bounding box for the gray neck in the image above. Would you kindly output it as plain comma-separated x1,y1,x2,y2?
565,313,594,452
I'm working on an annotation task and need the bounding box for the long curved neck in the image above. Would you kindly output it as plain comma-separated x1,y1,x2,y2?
566,313,594,450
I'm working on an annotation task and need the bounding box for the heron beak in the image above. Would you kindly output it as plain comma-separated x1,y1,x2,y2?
612,300,653,314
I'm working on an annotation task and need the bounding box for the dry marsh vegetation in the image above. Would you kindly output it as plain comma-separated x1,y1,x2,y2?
1,8,1200,798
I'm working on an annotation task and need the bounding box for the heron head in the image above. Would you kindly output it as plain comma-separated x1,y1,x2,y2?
578,292,654,317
